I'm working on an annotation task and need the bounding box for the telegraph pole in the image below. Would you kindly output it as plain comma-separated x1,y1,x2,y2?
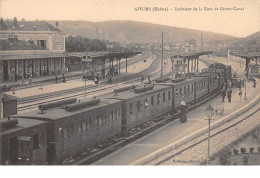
161,32,164,77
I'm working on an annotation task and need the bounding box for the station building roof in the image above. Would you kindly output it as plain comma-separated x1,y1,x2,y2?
0,39,46,51
231,52,260,58
0,20,61,32
0,49,66,61
66,51,141,60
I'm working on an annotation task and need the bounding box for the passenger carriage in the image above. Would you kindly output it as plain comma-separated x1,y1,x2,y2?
0,117,47,165
12,97,122,164
105,84,172,135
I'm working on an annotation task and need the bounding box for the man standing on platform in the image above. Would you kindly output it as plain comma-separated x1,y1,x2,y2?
227,88,232,102
221,87,226,102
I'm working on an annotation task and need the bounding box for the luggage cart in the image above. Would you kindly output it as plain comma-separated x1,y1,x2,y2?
215,102,224,116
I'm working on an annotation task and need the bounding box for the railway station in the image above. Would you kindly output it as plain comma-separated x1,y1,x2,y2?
0,3,259,167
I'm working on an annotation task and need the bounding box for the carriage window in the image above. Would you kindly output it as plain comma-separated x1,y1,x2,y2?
114,110,118,120
101,114,105,125
98,115,102,126
67,123,74,137
33,134,39,149
103,114,107,124
86,119,91,131
168,91,171,100
144,98,148,108
137,100,141,112
163,93,166,102
40,133,45,146
95,118,98,126
129,103,133,114
83,121,87,131
151,96,154,106
157,93,160,104
117,108,120,119
78,121,82,133
111,110,114,121
192,84,194,91
175,89,178,96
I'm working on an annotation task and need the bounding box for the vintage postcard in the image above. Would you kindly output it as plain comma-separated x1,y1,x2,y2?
0,0,259,173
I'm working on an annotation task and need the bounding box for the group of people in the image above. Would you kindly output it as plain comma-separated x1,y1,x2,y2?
221,86,233,103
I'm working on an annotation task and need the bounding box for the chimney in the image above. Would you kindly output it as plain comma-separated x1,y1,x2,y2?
56,21,59,28
13,17,17,26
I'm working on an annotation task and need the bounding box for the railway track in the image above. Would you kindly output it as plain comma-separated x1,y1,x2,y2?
148,96,260,165
17,54,169,112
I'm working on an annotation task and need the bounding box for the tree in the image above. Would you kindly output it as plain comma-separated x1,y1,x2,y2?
0,18,3,27
65,35,107,52
219,148,231,165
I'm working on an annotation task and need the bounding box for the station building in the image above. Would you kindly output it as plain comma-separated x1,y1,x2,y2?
0,19,66,82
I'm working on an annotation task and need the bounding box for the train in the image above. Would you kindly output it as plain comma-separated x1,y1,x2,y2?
0,63,231,165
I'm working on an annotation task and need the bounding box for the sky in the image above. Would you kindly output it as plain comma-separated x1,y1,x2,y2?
0,0,260,38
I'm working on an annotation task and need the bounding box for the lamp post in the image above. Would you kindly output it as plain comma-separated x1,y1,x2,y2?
244,79,247,100
11,66,15,94
171,57,174,73
205,104,214,165
83,75,87,99
244,70,247,100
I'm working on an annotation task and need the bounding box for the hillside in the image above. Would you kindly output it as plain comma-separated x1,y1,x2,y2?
48,20,236,44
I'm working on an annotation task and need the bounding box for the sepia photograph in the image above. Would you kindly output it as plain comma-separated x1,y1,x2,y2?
0,0,259,174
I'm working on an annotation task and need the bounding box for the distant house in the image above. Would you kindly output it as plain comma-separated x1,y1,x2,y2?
0,18,66,82
184,39,197,48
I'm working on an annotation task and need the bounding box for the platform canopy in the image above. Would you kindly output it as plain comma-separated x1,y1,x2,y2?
66,51,141,61
231,52,260,59
168,51,213,59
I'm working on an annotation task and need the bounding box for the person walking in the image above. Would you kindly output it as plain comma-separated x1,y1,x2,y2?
180,101,187,123
227,88,232,102
55,75,58,84
28,75,32,84
141,75,144,84
237,78,241,89
147,75,151,84
62,74,66,83
94,74,99,84
21,76,24,85
239,88,242,102
221,87,226,102
252,77,256,88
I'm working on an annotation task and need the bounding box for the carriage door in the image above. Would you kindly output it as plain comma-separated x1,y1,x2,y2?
8,137,18,164
17,136,33,165
121,101,128,136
